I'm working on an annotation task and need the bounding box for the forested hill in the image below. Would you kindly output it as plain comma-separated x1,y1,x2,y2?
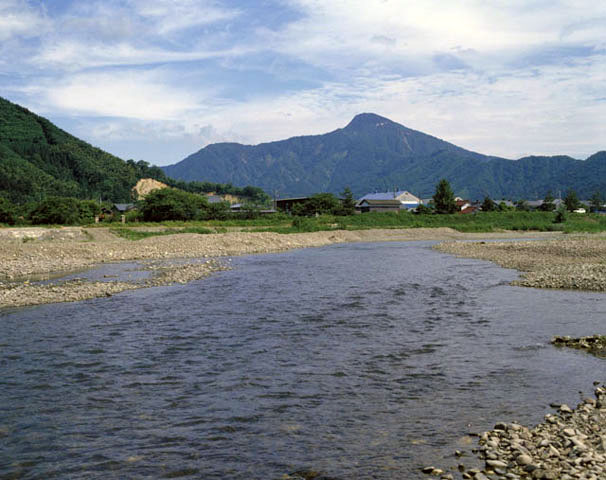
0,96,165,203
163,113,606,199
0,97,268,204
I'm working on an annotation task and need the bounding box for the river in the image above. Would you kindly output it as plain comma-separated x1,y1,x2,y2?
1,241,605,479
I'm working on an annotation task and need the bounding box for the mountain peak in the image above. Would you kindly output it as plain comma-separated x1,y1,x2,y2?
346,113,396,129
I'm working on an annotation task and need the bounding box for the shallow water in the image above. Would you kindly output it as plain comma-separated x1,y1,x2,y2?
1,241,605,479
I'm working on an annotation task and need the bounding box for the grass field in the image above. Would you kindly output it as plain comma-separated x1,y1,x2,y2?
103,210,606,240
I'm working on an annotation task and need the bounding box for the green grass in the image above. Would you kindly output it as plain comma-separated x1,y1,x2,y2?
108,211,606,238
110,226,214,240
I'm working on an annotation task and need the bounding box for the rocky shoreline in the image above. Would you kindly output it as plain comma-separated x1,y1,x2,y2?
435,236,606,292
425,385,606,480
0,259,228,309
551,335,606,358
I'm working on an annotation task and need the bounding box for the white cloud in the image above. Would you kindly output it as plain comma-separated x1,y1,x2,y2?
43,71,204,120
130,0,240,34
0,0,48,41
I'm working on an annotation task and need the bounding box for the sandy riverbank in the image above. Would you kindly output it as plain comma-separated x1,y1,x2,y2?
435,235,606,292
0,226,572,309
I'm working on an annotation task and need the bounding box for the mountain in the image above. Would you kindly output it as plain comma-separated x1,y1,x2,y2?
162,113,606,199
0,96,168,203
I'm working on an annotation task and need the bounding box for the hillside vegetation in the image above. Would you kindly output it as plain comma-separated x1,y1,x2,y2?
0,96,268,204
163,113,606,199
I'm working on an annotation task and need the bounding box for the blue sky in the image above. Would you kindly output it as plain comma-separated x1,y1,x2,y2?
1,0,605,166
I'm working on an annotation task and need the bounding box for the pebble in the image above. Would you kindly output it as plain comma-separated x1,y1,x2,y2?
427,384,606,480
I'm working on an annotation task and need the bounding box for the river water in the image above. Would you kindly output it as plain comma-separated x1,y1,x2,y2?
1,241,605,479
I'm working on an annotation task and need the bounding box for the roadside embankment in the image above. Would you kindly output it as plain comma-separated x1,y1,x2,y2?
435,235,606,292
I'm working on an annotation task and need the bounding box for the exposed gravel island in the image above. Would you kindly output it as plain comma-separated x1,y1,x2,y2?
435,235,606,292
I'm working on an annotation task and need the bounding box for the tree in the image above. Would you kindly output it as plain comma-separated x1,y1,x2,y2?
139,188,209,221
294,193,341,216
432,179,457,214
29,197,83,225
563,189,580,212
481,196,496,212
539,191,556,212
554,205,567,224
339,187,356,216
515,199,530,211
0,196,16,225
590,191,603,213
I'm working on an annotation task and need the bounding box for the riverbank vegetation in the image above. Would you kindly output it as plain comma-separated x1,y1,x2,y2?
2,190,606,235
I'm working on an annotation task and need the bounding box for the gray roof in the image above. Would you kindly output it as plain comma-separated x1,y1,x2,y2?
358,199,402,206
113,203,135,211
359,190,420,203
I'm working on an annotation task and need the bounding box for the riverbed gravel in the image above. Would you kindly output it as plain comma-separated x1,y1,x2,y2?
435,236,606,292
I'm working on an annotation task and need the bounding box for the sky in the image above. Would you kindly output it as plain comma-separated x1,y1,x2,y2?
1,0,606,166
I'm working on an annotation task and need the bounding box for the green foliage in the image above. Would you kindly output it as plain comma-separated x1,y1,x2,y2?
539,191,556,211
590,191,603,213
339,187,356,216
292,193,342,216
554,206,568,224
0,195,16,224
28,196,99,225
564,189,580,212
481,196,496,212
414,204,434,215
0,96,270,205
139,188,209,222
433,179,457,214
111,226,214,240
161,111,606,200
291,216,325,232
515,199,530,211
201,202,230,221
168,179,270,204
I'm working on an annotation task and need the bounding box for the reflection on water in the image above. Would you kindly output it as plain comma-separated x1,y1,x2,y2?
1,241,605,479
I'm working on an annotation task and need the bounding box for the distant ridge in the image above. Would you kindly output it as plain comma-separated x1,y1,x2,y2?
163,113,606,199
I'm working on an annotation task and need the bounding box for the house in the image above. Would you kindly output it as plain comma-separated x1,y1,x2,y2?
113,203,135,213
357,190,421,210
357,199,402,213
276,197,310,213
455,199,471,211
